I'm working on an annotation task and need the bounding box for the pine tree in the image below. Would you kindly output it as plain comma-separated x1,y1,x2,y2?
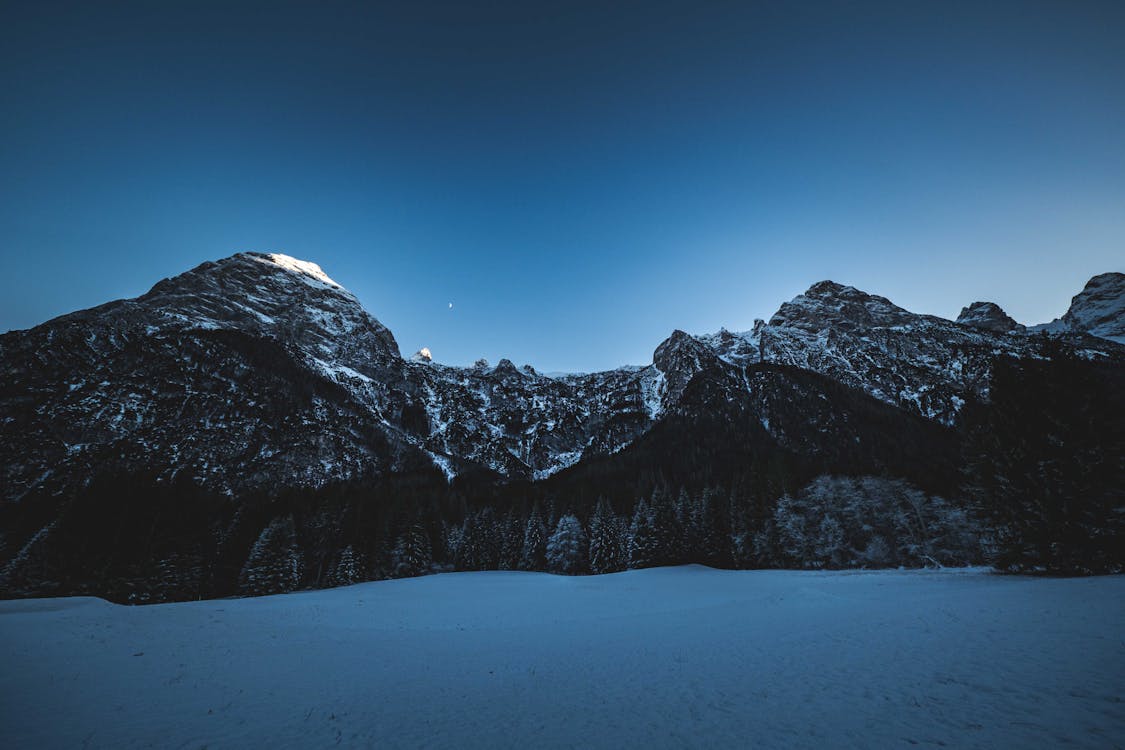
546,515,588,574
692,487,730,568
679,488,701,562
628,498,658,569
589,499,626,574
498,511,523,570
676,488,693,548
239,515,304,596
455,510,494,571
442,521,463,568
393,523,433,577
151,552,206,602
519,503,548,571
473,508,501,570
729,492,754,568
329,545,365,586
650,488,682,565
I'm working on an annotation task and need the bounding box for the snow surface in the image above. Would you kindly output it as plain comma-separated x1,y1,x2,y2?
2,568,1123,749
251,253,343,291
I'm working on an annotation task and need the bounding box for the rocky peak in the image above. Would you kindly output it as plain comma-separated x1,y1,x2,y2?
691,324,762,365
956,301,1021,334
1062,272,1125,344
493,358,522,376
140,252,403,380
654,330,713,370
769,280,914,332
653,329,720,404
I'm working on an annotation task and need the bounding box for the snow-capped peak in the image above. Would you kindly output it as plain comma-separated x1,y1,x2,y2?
249,253,343,291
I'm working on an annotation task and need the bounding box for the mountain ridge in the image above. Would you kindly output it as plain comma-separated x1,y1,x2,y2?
1,253,1122,502
2,252,1123,600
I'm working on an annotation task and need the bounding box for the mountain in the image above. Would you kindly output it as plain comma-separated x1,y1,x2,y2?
2,254,1122,502
692,279,1120,425
1,253,1122,598
955,301,1022,334
1029,272,1125,344
1,253,415,501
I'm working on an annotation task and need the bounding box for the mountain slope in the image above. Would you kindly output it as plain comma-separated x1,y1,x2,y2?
0,254,422,500
1029,272,1125,343
2,254,1121,504
2,252,1123,599
692,279,1122,424
0,253,664,498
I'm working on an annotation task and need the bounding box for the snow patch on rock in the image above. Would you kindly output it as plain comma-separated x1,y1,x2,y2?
251,253,343,291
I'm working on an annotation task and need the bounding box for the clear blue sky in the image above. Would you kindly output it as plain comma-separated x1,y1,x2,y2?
2,1,1123,372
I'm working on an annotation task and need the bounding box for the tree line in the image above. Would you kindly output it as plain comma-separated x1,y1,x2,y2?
236,476,984,598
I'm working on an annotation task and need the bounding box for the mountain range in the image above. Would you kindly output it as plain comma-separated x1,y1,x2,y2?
1,253,1122,598
2,253,1122,500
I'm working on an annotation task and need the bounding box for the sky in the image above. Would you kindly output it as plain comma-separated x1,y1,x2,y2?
1,1,1123,372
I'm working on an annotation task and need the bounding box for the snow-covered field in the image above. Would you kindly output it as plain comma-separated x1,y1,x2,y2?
2,567,1123,749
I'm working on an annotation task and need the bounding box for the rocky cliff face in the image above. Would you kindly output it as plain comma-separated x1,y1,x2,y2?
956,302,1022,334
0,253,661,498
692,279,1121,425
0,254,420,501
1,254,1121,503
1029,272,1125,344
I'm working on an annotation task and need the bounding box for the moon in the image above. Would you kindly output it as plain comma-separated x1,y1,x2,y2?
448,302,453,310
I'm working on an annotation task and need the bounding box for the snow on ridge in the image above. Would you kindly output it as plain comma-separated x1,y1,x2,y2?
250,253,344,291
427,451,456,482
532,449,584,480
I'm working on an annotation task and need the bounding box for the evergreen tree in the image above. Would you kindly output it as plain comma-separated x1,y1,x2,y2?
729,492,754,569
589,499,626,574
628,498,659,569
689,487,730,567
499,511,523,570
150,552,206,602
442,521,463,568
546,514,588,574
675,488,694,550
393,523,433,577
474,508,501,569
454,508,502,571
454,512,481,571
650,488,682,565
328,545,364,586
239,515,303,596
519,503,548,571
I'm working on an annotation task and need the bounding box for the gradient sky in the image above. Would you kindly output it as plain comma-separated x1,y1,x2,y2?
2,1,1123,372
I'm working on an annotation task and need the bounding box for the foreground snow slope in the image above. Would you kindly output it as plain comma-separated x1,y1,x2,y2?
1,567,1122,749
